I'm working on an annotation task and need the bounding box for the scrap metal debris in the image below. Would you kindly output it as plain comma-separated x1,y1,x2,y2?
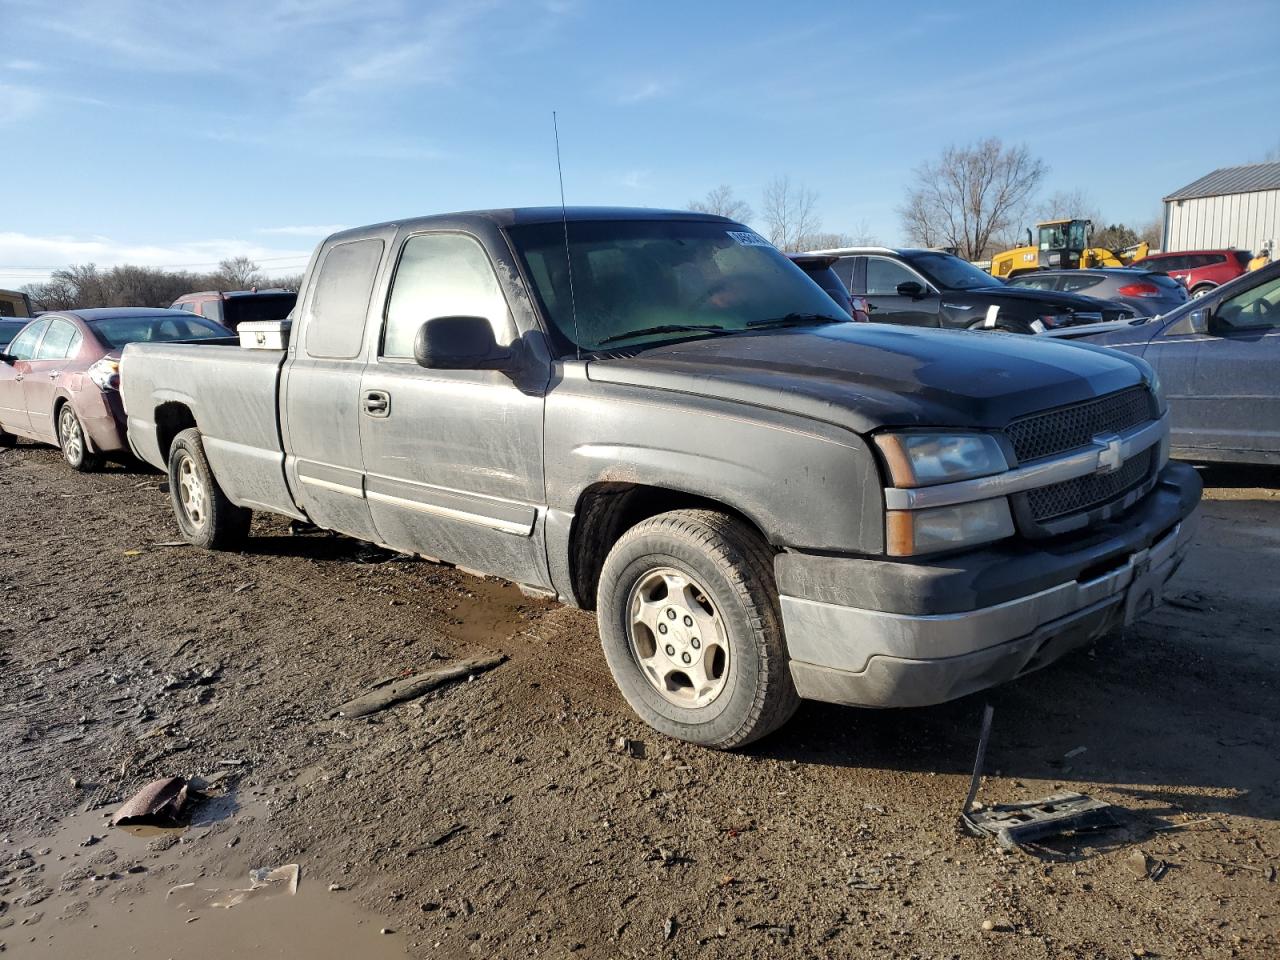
335,654,506,718
168,864,300,911
958,705,1122,855
111,776,189,827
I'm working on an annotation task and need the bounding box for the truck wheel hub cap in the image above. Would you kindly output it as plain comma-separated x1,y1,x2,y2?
627,567,730,708
177,456,208,527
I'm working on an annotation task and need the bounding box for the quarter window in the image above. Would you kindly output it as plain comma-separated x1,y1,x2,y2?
6,319,49,360
305,238,385,360
382,234,511,360
1059,275,1102,293
866,257,922,296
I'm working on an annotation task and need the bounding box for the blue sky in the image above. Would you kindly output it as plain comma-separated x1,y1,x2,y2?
2,0,1277,287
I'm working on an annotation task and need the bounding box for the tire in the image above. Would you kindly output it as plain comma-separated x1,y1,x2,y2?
1190,284,1215,299
167,427,251,550
596,509,800,749
57,403,102,473
0,428,15,448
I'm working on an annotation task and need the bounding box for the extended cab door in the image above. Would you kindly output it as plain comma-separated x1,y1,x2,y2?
862,255,940,326
358,230,552,588
281,234,391,542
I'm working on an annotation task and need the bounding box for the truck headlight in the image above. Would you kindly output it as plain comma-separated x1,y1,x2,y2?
874,432,1008,488
1144,367,1167,416
887,499,1015,557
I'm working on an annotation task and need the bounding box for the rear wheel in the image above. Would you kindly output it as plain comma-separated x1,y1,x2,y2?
167,427,251,550
1190,284,1216,298
0,428,15,448
596,509,799,749
57,404,101,472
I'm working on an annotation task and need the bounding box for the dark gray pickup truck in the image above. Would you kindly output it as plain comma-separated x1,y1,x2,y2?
121,208,1202,748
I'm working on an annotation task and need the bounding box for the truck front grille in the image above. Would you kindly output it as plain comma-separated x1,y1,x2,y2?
1006,387,1152,463
1025,447,1155,522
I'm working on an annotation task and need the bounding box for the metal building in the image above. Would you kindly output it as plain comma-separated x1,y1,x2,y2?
1163,161,1280,255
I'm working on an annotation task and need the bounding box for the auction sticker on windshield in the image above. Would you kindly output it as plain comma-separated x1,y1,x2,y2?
726,230,772,247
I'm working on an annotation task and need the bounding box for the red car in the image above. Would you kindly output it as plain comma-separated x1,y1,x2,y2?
0,308,230,471
1132,249,1252,298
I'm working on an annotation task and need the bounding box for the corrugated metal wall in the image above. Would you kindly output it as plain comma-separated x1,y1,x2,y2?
1164,189,1280,253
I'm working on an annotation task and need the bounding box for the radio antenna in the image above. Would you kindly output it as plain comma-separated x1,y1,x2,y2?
553,111,581,360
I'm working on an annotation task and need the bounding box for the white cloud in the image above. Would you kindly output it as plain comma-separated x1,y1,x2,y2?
616,80,670,105
0,84,45,125
0,232,312,287
256,225,349,237
618,169,652,190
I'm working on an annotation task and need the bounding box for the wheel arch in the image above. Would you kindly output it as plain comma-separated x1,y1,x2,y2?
567,481,772,611
154,400,199,466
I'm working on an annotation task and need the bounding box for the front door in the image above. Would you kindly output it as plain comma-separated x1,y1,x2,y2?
862,256,940,326
281,235,390,542
23,318,81,443
1183,273,1280,456
359,231,551,587
0,319,49,437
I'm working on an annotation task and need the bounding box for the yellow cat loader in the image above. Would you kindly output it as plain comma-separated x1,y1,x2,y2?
989,219,1149,278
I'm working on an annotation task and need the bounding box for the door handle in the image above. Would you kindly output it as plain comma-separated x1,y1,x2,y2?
14,373,22,382
48,371,61,379
362,390,390,417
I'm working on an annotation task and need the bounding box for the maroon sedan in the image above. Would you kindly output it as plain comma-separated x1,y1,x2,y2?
0,308,231,471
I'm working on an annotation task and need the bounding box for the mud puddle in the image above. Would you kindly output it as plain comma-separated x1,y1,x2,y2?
1,801,410,958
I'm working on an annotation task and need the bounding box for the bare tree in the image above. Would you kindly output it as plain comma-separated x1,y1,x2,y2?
688,185,753,223
796,220,878,251
214,256,265,289
899,139,1047,259
1035,188,1102,227
272,273,305,293
761,176,821,251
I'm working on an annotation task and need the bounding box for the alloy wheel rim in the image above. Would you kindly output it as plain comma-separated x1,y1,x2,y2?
626,566,730,708
59,407,83,465
177,455,208,528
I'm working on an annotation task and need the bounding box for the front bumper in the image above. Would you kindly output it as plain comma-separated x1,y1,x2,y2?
778,463,1202,708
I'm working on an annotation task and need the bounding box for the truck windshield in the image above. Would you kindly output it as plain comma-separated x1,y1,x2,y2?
89,314,231,349
507,220,848,353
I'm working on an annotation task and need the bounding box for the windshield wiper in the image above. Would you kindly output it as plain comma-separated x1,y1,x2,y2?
746,313,847,329
597,323,729,345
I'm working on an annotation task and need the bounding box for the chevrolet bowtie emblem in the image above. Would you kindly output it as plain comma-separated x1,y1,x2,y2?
1093,433,1125,475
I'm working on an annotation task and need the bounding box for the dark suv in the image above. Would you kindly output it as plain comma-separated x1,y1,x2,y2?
169,289,297,331
816,247,1134,333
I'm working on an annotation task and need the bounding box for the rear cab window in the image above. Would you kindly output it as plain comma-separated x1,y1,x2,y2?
304,239,386,359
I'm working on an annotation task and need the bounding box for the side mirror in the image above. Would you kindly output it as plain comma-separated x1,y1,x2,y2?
413,316,512,370
0,353,15,365
896,281,926,299
1187,308,1210,335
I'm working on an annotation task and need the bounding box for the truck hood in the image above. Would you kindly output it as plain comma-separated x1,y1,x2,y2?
586,323,1149,434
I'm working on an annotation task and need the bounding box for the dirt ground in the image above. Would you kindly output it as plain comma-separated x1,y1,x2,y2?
1,442,1278,959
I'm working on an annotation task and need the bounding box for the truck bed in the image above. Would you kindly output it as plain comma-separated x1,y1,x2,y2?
121,342,299,516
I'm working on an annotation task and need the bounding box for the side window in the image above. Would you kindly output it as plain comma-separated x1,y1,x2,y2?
6,319,49,360
1215,275,1280,332
202,300,224,324
305,238,386,359
35,319,79,359
866,257,921,296
1153,255,1183,272
1059,275,1102,293
381,233,512,359
832,256,856,288
1010,275,1056,290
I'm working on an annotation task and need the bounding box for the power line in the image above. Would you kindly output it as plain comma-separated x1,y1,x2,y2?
0,254,311,271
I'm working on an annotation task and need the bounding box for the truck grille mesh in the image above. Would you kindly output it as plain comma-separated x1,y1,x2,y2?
1026,448,1154,522
1006,387,1152,463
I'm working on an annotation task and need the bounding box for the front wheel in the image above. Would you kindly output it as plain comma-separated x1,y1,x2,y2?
58,404,102,472
167,427,251,550
596,509,800,749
